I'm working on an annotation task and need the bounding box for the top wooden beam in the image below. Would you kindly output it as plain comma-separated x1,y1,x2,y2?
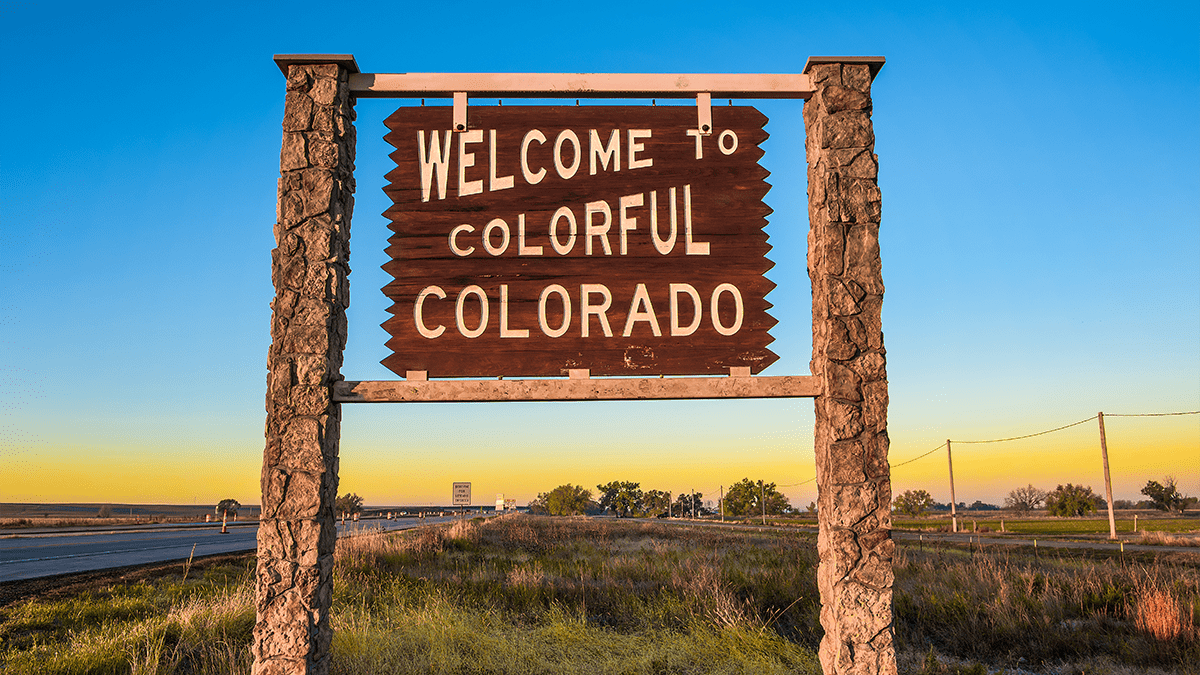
802,56,886,81
346,72,816,99
273,54,359,75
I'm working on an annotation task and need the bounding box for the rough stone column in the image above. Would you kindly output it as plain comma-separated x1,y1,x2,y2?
254,55,357,675
803,57,895,675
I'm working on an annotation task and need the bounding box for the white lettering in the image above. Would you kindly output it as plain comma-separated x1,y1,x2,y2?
628,129,652,169
482,218,510,256
580,284,613,337
414,285,446,338
521,130,547,185
417,130,453,202
455,285,489,338
458,129,483,197
686,129,704,159
488,129,515,191
499,284,528,338
538,284,571,338
554,130,581,180
710,283,743,335
549,206,577,255
589,129,621,175
585,200,613,255
651,189,677,255
618,193,642,255
622,283,661,337
670,283,702,336
517,214,543,256
449,224,475,257
718,129,738,155
683,184,709,255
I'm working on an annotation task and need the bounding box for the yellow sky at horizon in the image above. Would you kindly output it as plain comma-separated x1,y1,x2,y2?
3,411,1193,509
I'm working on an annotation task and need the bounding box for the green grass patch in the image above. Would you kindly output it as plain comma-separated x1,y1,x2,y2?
894,516,1200,536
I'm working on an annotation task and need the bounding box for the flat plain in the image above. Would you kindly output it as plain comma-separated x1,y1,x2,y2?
0,515,1197,674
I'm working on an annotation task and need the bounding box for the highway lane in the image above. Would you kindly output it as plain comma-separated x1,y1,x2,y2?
0,516,461,582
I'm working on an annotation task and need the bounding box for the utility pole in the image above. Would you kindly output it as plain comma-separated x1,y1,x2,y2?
690,489,695,519
668,492,672,518
1098,412,1117,540
760,480,766,525
947,440,958,533
720,485,725,522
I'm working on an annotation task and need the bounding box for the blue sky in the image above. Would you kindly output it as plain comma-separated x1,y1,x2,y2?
1,1,1196,507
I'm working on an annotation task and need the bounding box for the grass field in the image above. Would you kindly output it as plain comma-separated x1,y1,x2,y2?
0,503,259,530
891,515,1200,536
1,515,1197,674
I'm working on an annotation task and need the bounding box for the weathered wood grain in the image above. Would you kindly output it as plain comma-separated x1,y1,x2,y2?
382,105,778,377
334,375,820,402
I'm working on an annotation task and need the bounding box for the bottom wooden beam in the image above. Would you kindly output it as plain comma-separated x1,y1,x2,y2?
334,375,820,403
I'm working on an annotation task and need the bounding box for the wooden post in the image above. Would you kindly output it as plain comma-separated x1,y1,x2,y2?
1098,412,1117,540
947,440,958,533
804,57,894,675
255,54,358,675
720,485,725,522
761,480,767,525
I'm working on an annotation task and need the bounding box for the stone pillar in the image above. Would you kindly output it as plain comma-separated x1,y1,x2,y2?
255,55,357,675
803,57,895,675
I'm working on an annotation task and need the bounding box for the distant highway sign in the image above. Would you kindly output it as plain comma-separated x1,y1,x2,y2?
452,482,472,506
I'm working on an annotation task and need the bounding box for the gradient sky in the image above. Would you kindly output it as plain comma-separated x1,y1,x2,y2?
1,1,1197,510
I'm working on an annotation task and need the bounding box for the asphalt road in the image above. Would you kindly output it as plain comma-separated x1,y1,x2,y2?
0,516,461,582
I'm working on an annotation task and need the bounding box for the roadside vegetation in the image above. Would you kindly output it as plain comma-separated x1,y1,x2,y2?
1,514,1197,674
890,515,1200,536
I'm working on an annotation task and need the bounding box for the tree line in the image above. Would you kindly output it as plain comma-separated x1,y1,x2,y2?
529,478,797,518
892,476,1194,517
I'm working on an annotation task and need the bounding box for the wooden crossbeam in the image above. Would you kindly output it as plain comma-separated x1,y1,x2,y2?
334,375,820,403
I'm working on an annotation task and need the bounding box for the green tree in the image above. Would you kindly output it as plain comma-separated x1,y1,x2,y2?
721,478,791,517
540,484,595,515
215,499,240,518
893,489,934,517
1141,477,1189,514
673,491,705,517
527,493,549,514
1045,484,1099,517
1004,484,1048,514
596,481,643,518
642,489,671,516
335,493,364,517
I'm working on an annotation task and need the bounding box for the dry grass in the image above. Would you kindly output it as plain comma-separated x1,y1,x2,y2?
1140,530,1200,547
0,516,204,530
4,514,1199,674
1132,577,1197,642
893,542,1200,672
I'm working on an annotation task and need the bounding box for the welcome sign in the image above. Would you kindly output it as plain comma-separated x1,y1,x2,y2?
381,105,778,377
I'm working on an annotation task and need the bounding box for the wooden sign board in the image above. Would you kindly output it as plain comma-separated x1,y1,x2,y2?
382,106,777,378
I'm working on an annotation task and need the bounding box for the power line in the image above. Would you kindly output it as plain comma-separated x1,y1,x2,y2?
714,409,1195,495
1105,410,1200,417
951,415,1097,444
891,442,947,469
778,477,816,487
